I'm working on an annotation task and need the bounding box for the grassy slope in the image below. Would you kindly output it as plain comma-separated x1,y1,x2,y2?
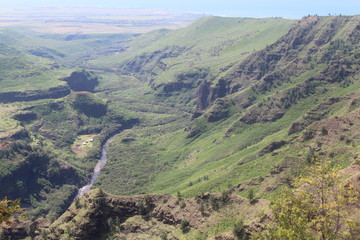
93,17,296,195
37,15,360,239
0,28,73,92
97,15,360,202
0,14,359,239
91,17,295,81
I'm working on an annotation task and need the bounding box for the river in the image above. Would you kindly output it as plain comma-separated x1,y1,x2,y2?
76,135,115,198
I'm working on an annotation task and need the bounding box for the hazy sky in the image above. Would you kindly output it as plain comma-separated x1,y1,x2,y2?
2,0,359,18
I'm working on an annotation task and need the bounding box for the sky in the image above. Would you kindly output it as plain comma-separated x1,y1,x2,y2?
1,0,359,19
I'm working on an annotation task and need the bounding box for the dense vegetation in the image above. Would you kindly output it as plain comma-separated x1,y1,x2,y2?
0,14,359,239
0,68,138,221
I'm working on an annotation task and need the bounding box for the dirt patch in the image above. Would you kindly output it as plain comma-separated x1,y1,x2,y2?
303,108,360,145
0,142,10,148
71,134,98,158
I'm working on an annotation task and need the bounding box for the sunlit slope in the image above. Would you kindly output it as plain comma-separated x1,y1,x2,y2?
0,29,71,92
97,15,360,199
91,17,295,84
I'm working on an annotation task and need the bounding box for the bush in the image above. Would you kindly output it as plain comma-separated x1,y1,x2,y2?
0,198,22,224
160,232,168,240
220,191,230,204
260,162,359,239
209,195,219,210
257,176,265,183
179,200,186,209
247,189,255,204
321,127,328,136
74,198,81,209
180,220,190,233
233,219,248,240
199,202,205,216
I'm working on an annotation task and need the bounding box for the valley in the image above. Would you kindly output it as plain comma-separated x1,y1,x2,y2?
0,11,359,240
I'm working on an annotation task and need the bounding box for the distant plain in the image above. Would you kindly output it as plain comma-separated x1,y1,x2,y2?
0,7,208,34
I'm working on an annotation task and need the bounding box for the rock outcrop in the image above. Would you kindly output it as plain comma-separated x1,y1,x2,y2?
0,85,70,103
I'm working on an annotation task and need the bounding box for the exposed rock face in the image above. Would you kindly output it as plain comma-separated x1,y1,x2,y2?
196,79,232,112
192,15,359,129
32,187,274,240
0,85,70,103
161,81,193,93
196,81,212,110
46,191,188,239
258,140,288,156
44,189,257,240
205,98,234,122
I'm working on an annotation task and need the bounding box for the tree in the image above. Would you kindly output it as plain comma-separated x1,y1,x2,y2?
260,161,358,240
0,198,22,225
180,220,190,233
233,219,248,240
247,189,255,204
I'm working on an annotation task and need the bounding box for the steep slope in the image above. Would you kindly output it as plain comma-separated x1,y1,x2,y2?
0,89,138,221
91,17,295,99
41,189,269,240
1,14,360,239
89,17,298,195
84,14,359,205
65,15,360,238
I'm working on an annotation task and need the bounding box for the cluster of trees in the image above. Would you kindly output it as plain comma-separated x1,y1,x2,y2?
252,160,358,240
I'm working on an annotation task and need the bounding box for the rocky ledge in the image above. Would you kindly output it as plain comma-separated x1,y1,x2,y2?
0,85,70,103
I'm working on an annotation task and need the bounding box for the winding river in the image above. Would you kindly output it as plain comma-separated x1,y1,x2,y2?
76,135,115,198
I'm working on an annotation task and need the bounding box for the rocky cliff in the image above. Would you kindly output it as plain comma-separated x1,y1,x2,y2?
0,85,70,103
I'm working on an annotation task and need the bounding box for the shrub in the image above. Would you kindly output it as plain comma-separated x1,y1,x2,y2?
321,127,328,136
247,189,255,204
257,176,265,183
209,195,219,210
199,202,205,216
0,198,22,224
74,198,81,209
233,219,248,240
180,220,190,233
179,201,186,209
259,162,358,239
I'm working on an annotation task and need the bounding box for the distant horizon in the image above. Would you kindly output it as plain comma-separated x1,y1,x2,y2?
1,0,359,19
1,6,358,19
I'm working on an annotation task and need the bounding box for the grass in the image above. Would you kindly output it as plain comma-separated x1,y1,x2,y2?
0,16,359,238
71,134,99,158
0,28,75,92
97,13,360,199
91,17,295,79
0,105,21,138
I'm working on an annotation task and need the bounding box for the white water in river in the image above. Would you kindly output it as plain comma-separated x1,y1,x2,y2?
76,135,115,198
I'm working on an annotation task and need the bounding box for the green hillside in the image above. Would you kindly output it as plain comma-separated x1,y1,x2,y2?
0,29,72,92
0,14,359,239
95,15,359,200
